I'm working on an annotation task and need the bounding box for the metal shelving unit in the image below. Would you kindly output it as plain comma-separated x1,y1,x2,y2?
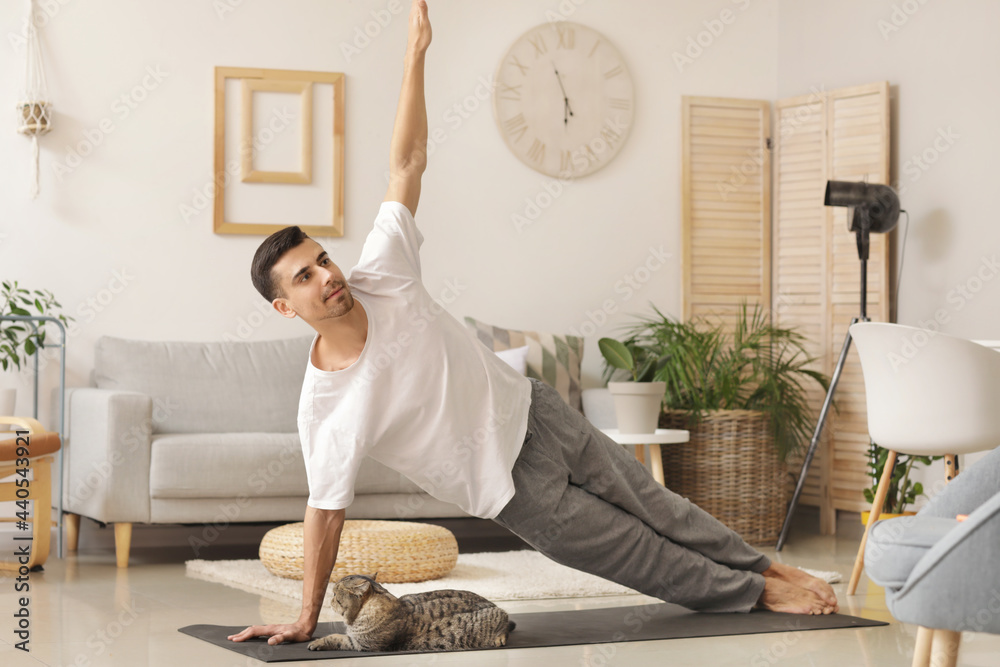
1,314,67,558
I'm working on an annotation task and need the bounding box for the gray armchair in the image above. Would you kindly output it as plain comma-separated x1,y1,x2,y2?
866,446,1000,667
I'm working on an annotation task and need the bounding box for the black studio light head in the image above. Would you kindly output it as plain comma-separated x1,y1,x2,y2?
824,180,901,234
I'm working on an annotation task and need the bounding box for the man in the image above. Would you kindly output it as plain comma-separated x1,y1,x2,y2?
230,0,838,647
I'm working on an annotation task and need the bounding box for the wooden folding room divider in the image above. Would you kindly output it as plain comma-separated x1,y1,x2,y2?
681,82,892,533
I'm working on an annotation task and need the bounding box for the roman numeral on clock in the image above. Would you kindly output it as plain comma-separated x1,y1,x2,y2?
527,139,546,164
508,55,529,76
560,150,574,173
529,35,547,57
498,82,521,101
557,25,575,49
504,114,528,143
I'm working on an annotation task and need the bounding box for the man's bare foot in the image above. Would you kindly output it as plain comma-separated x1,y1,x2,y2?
756,578,836,615
762,561,839,612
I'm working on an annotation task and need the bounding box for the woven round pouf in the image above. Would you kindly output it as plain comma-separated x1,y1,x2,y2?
259,520,458,583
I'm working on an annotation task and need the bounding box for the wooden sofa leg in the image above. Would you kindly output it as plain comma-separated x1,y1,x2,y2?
930,629,961,667
65,513,81,551
114,523,132,568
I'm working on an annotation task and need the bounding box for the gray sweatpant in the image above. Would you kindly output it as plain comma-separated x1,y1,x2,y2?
494,378,771,613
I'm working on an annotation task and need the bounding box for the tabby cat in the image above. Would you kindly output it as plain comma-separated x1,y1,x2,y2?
307,574,515,652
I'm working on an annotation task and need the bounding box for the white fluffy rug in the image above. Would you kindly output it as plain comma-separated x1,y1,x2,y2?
186,550,841,603
186,550,639,602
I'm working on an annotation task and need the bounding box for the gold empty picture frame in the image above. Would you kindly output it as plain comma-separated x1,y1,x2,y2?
241,78,313,184
214,66,345,237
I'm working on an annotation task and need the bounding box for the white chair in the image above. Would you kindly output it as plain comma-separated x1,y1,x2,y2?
848,322,1000,666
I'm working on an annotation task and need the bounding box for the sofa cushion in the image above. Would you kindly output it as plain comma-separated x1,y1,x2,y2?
150,433,307,499
865,515,957,589
149,433,426,500
94,336,312,434
464,317,584,412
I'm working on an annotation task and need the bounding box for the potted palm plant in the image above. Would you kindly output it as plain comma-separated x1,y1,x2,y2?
597,337,669,434
600,302,829,545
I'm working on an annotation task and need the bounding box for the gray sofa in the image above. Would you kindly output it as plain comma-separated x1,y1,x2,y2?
62,336,469,567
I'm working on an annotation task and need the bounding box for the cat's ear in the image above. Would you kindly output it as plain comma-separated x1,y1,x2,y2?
346,577,372,595
372,572,379,582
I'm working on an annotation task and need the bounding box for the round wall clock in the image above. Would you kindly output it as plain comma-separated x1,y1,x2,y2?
493,21,635,179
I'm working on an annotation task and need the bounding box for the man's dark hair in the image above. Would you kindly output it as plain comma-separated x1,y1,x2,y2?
251,225,310,301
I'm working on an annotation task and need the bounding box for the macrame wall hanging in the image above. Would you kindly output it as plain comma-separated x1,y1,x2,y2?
17,0,52,199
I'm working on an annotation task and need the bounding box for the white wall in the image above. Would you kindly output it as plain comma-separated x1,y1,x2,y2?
777,0,1000,491
0,0,779,424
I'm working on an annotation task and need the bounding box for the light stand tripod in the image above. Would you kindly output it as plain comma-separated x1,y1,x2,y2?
776,181,900,551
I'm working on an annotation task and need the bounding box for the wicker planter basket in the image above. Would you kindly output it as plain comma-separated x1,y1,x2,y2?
658,409,792,546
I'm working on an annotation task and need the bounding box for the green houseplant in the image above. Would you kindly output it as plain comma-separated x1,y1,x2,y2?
597,337,671,383
862,442,941,519
599,301,830,545
597,337,671,434
0,280,72,372
600,301,829,461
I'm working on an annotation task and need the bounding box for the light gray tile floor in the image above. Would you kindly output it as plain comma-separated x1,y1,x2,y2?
2,515,997,667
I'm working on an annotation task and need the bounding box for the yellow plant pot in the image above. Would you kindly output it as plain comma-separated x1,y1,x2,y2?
861,510,917,524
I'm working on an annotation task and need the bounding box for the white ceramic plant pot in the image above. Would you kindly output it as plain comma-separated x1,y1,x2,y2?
607,381,666,434
0,388,15,431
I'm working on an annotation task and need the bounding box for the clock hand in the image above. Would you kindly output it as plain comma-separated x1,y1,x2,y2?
553,64,569,97
553,64,574,126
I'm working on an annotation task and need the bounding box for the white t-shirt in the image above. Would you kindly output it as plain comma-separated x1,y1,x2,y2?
297,201,533,519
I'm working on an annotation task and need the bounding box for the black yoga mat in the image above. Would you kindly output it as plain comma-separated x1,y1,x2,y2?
179,603,887,662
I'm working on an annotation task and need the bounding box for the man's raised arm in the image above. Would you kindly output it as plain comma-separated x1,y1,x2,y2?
384,0,431,216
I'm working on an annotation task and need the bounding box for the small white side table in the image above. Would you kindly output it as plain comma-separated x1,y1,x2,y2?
600,428,690,486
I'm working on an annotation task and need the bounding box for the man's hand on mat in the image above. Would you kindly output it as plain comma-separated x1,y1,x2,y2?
227,622,313,645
